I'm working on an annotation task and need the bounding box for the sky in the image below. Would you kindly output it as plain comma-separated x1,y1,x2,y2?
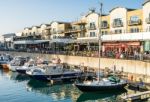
0,0,144,34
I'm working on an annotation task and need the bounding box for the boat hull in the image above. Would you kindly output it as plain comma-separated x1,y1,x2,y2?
28,72,83,82
1,64,9,69
16,69,26,74
9,65,20,72
0,61,9,69
75,83,127,92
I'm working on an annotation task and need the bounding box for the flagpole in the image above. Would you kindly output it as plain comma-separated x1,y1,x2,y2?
98,2,103,82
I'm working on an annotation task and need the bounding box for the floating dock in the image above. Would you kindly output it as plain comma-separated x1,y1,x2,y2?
120,91,150,102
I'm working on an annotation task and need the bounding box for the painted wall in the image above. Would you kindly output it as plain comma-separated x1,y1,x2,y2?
127,9,143,32
143,1,150,31
110,7,127,33
101,15,110,34
85,12,99,37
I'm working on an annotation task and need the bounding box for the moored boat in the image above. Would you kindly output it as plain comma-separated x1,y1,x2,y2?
0,54,12,69
8,56,27,71
16,62,37,74
75,3,127,93
26,63,84,82
75,76,127,92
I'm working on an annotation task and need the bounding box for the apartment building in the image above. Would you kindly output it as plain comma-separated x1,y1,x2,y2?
13,24,51,51
101,2,150,55
13,0,150,53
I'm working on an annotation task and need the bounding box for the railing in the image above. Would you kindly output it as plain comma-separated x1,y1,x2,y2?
128,19,141,26
2,50,150,61
101,24,109,29
112,22,123,28
65,27,86,33
87,26,96,30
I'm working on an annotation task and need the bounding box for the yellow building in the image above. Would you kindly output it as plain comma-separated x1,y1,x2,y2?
127,9,143,33
101,15,110,35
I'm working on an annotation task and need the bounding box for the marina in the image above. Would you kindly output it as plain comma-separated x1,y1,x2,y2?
0,52,149,102
0,0,150,102
0,66,149,102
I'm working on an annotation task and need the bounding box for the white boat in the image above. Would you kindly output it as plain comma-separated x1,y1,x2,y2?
8,56,27,71
26,63,84,82
16,61,37,74
0,54,12,69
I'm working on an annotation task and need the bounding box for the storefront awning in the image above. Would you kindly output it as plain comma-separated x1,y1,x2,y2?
49,38,75,44
74,38,98,43
14,40,49,45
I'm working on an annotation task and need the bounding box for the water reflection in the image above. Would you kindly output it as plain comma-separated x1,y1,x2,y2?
0,69,30,82
26,79,80,101
77,89,127,102
0,68,139,102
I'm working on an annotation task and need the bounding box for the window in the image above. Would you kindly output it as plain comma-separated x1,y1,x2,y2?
130,16,139,22
113,18,123,27
130,28,139,33
101,31,108,35
114,29,122,34
33,32,35,35
89,22,96,28
101,21,108,28
90,32,96,37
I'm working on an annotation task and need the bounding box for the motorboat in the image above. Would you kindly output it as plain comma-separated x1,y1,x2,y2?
16,61,37,74
8,56,27,71
0,54,12,69
26,63,84,82
75,76,127,92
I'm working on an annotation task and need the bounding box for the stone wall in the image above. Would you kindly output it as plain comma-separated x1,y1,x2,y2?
3,51,150,76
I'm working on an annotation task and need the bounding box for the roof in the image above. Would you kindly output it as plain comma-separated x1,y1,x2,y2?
143,0,150,6
85,11,99,17
40,23,51,27
24,27,32,30
32,25,40,28
50,21,70,25
109,7,135,13
3,33,16,38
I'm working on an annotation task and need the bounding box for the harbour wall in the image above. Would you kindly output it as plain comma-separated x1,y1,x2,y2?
2,51,150,82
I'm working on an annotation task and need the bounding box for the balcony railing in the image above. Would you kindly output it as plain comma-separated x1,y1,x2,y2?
65,27,86,33
112,22,123,28
146,18,150,24
87,25,96,30
128,20,141,26
101,24,109,29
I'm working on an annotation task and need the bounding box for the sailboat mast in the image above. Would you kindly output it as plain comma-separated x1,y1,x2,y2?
98,2,103,81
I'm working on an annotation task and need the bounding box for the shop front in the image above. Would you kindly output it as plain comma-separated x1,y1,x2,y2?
102,41,141,58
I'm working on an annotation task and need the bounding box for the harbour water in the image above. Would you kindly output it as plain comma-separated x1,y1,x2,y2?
0,68,148,102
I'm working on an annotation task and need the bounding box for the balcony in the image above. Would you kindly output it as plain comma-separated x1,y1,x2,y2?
73,20,87,25
65,27,86,33
146,18,150,24
128,19,141,26
87,25,96,30
112,22,123,28
101,24,109,29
